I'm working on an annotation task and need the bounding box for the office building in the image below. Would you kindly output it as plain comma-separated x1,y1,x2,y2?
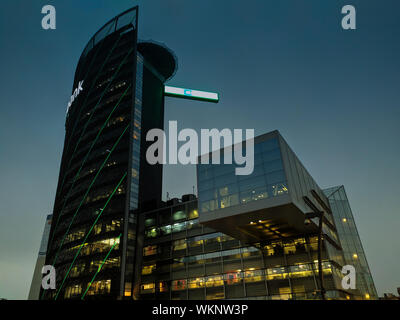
323,185,378,299
138,131,361,300
28,214,52,300
40,6,377,300
42,6,177,300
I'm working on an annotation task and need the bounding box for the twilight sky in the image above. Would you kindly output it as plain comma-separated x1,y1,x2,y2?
0,0,399,299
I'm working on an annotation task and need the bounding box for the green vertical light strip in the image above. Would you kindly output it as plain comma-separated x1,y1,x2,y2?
54,172,127,300
81,233,122,300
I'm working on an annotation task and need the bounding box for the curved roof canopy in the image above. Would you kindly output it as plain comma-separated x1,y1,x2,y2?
138,41,178,81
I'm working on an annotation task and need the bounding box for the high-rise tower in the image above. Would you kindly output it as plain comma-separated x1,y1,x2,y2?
42,7,177,300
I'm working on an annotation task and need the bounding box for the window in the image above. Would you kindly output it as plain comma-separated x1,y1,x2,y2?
219,194,239,209
172,222,186,233
173,239,187,251
188,209,199,219
140,283,155,293
172,209,186,221
160,224,172,235
188,277,205,289
64,284,82,298
266,170,285,184
124,282,132,297
145,228,158,238
143,245,157,256
142,264,156,275
172,280,187,291
86,280,111,296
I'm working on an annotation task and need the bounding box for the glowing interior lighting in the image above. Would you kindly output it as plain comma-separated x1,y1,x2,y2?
164,85,219,102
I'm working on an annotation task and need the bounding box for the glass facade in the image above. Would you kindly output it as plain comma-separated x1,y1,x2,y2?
42,7,177,300
324,186,378,299
198,137,288,214
139,197,349,300
129,53,143,210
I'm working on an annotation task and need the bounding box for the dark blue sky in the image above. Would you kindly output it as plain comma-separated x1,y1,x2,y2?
0,0,399,299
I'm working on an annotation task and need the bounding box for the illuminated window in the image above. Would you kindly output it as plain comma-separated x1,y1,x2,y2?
279,287,291,300
124,282,132,297
189,239,203,248
172,210,186,221
244,269,264,283
188,277,205,289
94,224,102,235
145,228,158,238
189,209,199,219
173,239,187,251
143,245,157,256
142,264,156,275
64,284,82,299
144,217,156,227
160,225,172,235
140,283,155,293
224,272,242,285
172,280,186,291
159,282,168,293
87,279,111,296
205,275,224,287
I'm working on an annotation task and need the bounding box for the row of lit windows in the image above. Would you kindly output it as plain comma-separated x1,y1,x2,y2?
143,233,230,256
66,166,124,203
84,185,125,205
64,284,82,299
62,183,125,215
85,279,111,296
142,261,333,279
144,209,199,228
66,256,121,279
145,219,200,239
78,113,128,152
200,182,288,213
61,237,120,261
64,145,126,185
140,263,333,293
143,233,320,259
63,220,121,246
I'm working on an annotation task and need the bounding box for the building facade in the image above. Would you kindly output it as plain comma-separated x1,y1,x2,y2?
40,7,377,301
323,186,378,299
139,195,346,300
42,7,177,300
137,131,367,300
28,214,52,300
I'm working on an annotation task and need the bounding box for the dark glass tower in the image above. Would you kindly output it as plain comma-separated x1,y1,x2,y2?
42,7,177,300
